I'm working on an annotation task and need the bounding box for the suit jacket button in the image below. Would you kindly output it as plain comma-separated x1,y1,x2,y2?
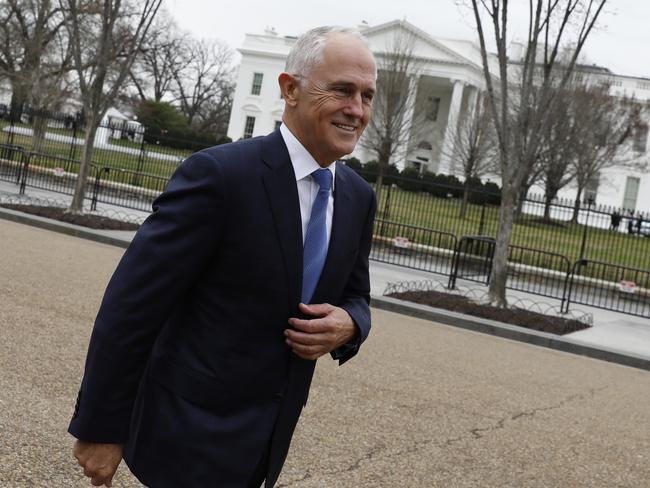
272,392,283,403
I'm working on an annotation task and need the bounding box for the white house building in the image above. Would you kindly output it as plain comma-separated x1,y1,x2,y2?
227,20,650,212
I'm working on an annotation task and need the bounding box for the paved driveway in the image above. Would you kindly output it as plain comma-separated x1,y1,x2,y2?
1,219,649,487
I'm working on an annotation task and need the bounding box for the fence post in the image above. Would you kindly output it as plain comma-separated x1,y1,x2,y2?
478,203,486,235
562,260,583,314
68,119,78,161
132,136,146,187
578,198,594,261
18,151,29,195
91,166,104,211
447,238,462,289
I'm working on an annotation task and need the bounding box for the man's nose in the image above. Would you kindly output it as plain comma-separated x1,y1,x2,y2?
343,92,364,118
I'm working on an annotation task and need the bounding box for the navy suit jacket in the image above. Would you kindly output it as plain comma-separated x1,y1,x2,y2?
68,130,376,487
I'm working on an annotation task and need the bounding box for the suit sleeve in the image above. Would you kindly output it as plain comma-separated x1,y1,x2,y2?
68,151,226,443
333,189,376,365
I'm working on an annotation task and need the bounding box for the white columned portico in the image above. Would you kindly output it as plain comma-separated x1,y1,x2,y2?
439,79,465,175
392,74,420,171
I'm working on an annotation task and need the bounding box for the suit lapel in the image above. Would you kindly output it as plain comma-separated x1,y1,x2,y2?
261,131,303,308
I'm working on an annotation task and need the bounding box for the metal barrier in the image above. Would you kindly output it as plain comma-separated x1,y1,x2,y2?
18,152,98,197
448,236,495,288
371,219,457,277
507,246,572,302
563,260,650,318
0,143,26,184
90,167,168,212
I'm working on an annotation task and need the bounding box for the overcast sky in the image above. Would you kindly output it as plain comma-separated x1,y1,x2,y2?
166,0,649,79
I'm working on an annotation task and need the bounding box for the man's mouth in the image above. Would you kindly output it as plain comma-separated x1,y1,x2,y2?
332,123,356,132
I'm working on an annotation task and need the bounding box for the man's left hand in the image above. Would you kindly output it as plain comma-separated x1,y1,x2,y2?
286,303,357,360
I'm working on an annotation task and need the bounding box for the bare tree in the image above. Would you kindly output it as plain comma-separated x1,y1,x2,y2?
438,92,497,217
128,10,189,102
360,27,427,190
468,0,608,306
63,0,162,213
0,0,69,113
535,82,579,221
568,83,644,220
172,38,234,134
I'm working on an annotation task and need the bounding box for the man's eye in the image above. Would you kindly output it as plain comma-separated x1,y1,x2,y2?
333,87,350,95
362,93,374,104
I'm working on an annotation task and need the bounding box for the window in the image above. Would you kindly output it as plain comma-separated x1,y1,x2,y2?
623,176,640,210
274,120,282,131
243,116,256,139
427,97,441,122
633,125,648,153
251,72,263,95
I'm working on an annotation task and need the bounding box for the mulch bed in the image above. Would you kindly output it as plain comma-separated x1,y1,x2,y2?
388,289,590,335
0,204,140,231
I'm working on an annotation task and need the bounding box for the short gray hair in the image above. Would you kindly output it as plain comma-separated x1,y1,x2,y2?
285,26,371,78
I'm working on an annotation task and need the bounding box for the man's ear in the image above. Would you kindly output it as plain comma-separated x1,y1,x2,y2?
279,72,299,107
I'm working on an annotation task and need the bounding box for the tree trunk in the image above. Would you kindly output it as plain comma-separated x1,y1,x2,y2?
69,115,99,213
542,190,555,222
514,183,530,221
460,184,470,219
571,187,583,223
9,87,28,120
487,187,517,307
31,114,48,153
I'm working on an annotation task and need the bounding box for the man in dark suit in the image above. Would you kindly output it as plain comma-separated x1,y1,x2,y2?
70,26,377,487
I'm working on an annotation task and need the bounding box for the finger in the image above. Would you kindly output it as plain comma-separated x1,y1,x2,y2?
285,329,331,346
289,342,326,360
299,302,334,317
288,317,332,333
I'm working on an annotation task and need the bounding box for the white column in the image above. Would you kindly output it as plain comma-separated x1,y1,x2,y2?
439,79,465,175
392,74,419,171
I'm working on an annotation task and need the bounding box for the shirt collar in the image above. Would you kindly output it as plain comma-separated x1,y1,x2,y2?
280,123,336,188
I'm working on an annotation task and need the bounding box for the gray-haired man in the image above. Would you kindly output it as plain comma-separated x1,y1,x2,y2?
70,26,377,487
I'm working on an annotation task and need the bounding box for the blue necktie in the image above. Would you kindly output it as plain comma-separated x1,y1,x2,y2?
302,168,333,303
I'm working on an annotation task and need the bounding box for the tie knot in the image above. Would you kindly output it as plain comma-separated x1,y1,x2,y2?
312,168,332,191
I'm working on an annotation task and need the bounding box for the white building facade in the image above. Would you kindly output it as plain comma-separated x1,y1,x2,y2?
227,20,650,212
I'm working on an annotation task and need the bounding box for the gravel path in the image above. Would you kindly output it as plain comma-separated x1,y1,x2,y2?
1,218,649,487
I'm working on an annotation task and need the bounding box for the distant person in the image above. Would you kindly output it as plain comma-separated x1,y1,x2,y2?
610,210,621,231
636,213,644,235
627,210,636,235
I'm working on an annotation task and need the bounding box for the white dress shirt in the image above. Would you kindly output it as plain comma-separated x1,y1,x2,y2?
279,123,336,246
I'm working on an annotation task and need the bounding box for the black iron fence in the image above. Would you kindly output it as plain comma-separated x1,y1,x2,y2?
0,105,213,185
564,260,650,317
365,175,650,275
373,227,650,319
370,220,457,276
0,144,162,212
2,115,650,318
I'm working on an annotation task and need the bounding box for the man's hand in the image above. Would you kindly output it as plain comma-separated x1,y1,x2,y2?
73,440,124,487
286,303,357,360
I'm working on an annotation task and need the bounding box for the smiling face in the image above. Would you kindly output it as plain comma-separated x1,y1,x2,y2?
280,33,377,166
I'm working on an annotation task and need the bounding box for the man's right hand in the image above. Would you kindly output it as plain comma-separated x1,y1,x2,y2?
73,440,124,487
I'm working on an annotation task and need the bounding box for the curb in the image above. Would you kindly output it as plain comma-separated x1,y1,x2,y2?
3,205,649,372
370,295,650,372
0,206,132,249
